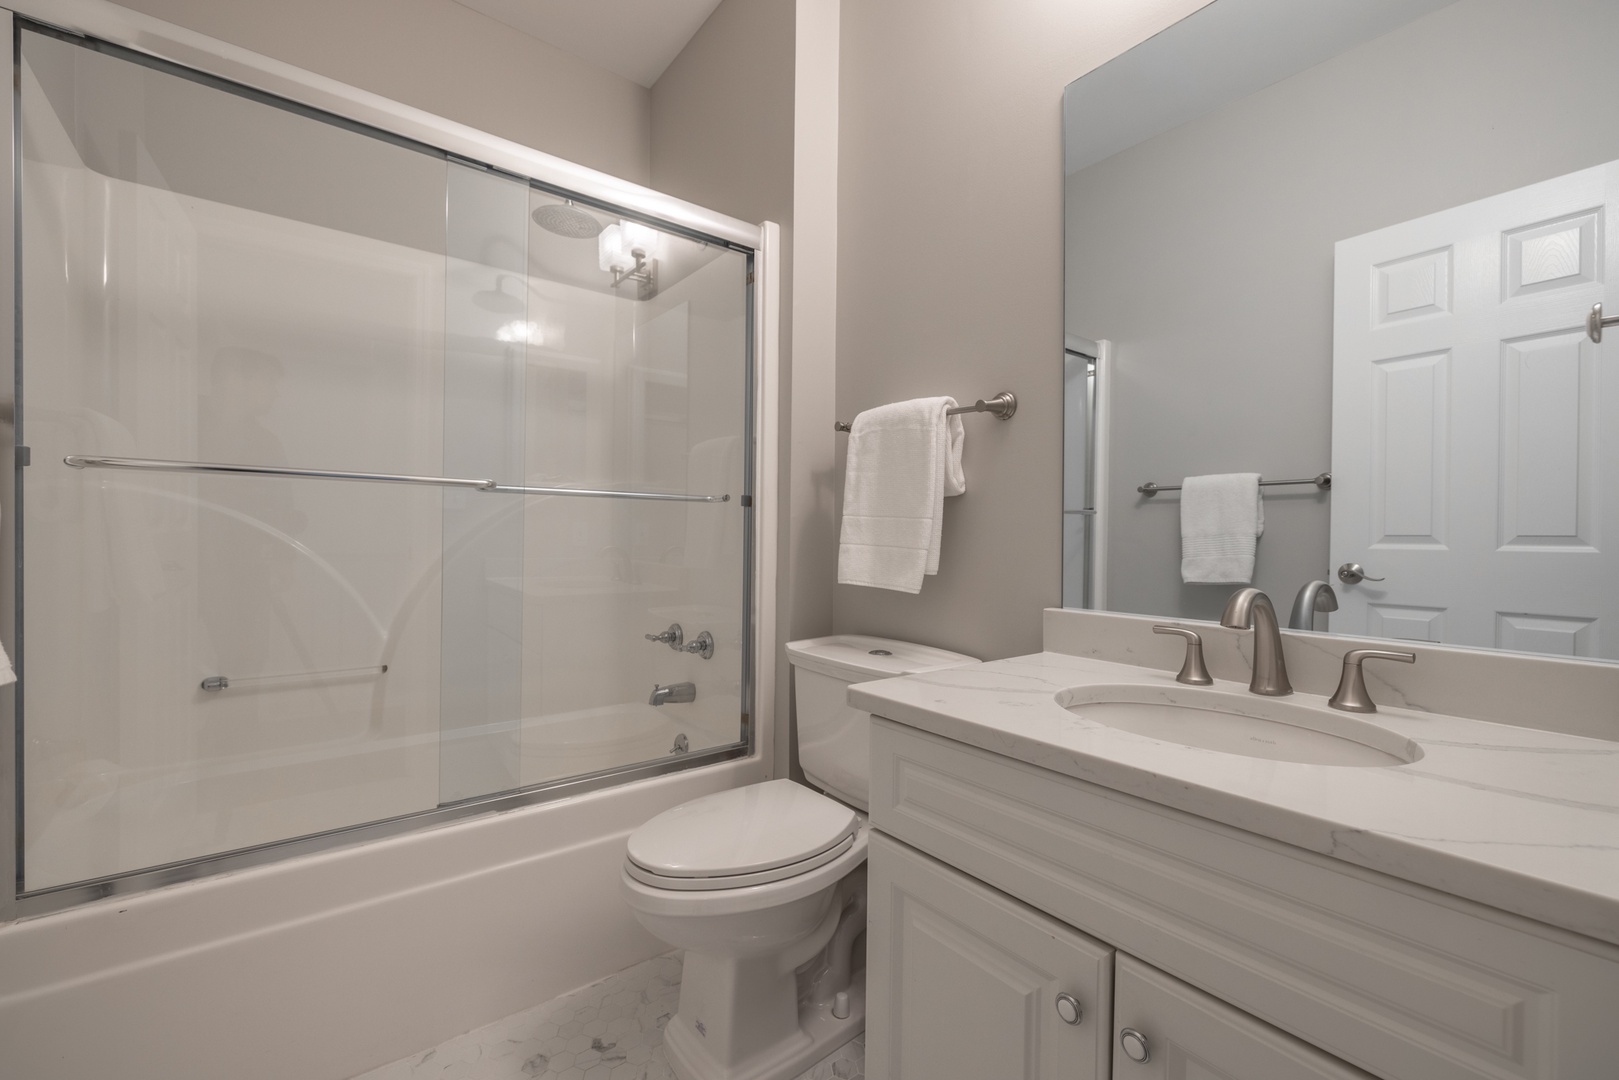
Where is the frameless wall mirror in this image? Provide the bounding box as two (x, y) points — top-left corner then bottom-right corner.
(1063, 0), (1619, 662)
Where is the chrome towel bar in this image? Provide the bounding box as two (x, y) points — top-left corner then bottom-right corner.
(63, 455), (729, 503)
(201, 665), (388, 692)
(1138, 473), (1331, 496)
(834, 391), (1016, 432)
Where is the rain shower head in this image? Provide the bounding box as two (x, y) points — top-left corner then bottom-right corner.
(532, 200), (604, 239)
(472, 274), (526, 314)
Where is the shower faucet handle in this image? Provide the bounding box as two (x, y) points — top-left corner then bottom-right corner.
(681, 631), (715, 660)
(645, 623), (683, 649)
(1152, 625), (1213, 685)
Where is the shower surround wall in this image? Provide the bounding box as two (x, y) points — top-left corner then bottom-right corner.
(0, 3), (779, 1078)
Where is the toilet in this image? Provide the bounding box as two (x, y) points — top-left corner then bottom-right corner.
(621, 635), (978, 1080)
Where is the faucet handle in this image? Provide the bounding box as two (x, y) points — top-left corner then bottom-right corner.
(1152, 626), (1214, 686)
(681, 630), (715, 660)
(1328, 648), (1415, 713)
(645, 623), (683, 648)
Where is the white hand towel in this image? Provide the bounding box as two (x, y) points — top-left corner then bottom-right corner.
(1180, 473), (1264, 584)
(837, 397), (966, 593)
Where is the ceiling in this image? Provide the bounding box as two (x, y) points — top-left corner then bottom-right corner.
(452, 0), (725, 88)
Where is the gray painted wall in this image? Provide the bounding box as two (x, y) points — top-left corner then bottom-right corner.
(111, 0), (653, 183)
(831, 0), (1209, 662)
(1068, 0), (1619, 622)
(648, 0), (813, 780)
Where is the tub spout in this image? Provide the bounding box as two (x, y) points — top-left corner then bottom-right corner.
(649, 681), (695, 706)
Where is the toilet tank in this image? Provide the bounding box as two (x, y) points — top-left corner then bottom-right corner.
(786, 635), (978, 811)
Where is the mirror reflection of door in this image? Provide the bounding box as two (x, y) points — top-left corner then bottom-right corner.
(1331, 159), (1619, 658)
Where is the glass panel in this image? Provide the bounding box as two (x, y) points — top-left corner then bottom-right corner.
(19, 31), (450, 889)
(1062, 350), (1094, 608)
(439, 163), (528, 803)
(518, 195), (749, 786)
(16, 30), (752, 897)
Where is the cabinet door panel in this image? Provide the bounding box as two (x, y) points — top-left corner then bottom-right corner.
(1113, 955), (1372, 1080)
(867, 831), (1113, 1080)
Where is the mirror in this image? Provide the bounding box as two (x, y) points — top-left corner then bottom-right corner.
(1063, 0), (1619, 661)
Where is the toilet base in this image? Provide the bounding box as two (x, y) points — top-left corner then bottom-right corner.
(663, 970), (865, 1080)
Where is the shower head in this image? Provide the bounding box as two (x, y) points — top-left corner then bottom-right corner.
(472, 274), (526, 315)
(532, 200), (604, 239)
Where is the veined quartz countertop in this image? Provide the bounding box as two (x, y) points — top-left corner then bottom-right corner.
(850, 651), (1619, 948)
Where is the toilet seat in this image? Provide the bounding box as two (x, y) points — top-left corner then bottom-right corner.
(626, 779), (860, 892)
(625, 832), (856, 890)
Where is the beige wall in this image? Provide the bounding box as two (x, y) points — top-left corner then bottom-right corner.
(110, 0), (653, 183)
(651, 0), (830, 780)
(784, 0), (841, 777)
(831, 0), (1209, 661)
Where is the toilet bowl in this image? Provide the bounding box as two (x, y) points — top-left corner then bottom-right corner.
(621, 636), (978, 1080)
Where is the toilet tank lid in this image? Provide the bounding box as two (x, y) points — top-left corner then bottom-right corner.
(786, 635), (978, 683)
(627, 779), (859, 878)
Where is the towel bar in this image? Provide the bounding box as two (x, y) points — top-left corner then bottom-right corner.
(834, 391), (1016, 432)
(1138, 473), (1330, 496)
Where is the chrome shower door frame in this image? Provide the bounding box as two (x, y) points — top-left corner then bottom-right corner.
(0, 0), (779, 918)
(0, 8), (17, 924)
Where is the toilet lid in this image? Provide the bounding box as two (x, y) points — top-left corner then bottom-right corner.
(627, 779), (859, 879)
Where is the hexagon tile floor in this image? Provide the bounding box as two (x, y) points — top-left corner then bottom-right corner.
(351, 952), (865, 1080)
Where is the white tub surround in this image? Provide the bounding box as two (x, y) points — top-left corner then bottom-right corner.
(851, 608), (1619, 946)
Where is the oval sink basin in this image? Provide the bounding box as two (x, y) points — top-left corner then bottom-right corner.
(1056, 684), (1423, 767)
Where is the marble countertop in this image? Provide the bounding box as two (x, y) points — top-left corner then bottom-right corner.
(850, 651), (1619, 947)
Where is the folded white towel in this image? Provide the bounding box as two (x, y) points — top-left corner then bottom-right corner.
(837, 397), (966, 593)
(1180, 473), (1263, 584)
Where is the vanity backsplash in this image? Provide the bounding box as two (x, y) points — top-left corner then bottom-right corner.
(1045, 607), (1619, 743)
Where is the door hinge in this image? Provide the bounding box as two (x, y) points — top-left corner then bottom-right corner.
(15, 445), (29, 467)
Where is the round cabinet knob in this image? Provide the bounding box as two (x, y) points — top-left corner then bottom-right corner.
(1054, 992), (1083, 1025)
(1336, 562), (1385, 585)
(1119, 1028), (1151, 1064)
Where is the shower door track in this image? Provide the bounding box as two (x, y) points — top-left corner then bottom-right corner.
(63, 455), (731, 503)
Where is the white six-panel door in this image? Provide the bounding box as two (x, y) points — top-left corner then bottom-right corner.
(1331, 161), (1619, 658)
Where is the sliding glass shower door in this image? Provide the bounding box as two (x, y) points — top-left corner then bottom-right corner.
(16, 26), (751, 897)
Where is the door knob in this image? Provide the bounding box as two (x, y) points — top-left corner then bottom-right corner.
(1054, 992), (1083, 1025)
(1336, 562), (1385, 585)
(1119, 1028), (1151, 1063)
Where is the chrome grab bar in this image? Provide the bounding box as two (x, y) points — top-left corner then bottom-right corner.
(201, 664), (388, 692)
(487, 484), (728, 504)
(65, 455), (496, 490)
(63, 456), (729, 504)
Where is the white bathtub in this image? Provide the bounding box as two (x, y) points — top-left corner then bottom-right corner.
(521, 702), (736, 784)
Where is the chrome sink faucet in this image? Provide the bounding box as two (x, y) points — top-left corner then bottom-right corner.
(1288, 579), (1338, 631)
(649, 681), (696, 706)
(1220, 588), (1293, 696)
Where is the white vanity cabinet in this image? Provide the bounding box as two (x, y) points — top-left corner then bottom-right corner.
(1111, 955), (1372, 1080)
(865, 717), (1619, 1080)
(866, 830), (1113, 1080)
